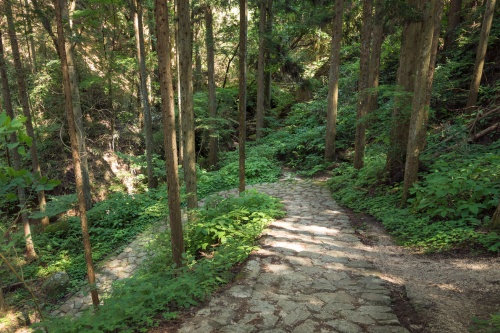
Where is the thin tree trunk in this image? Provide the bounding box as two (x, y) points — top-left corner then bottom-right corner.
(443, 0), (462, 54)
(324, 0), (344, 162)
(0, 287), (5, 313)
(353, 0), (373, 169)
(61, 0), (92, 209)
(54, 0), (99, 308)
(386, 0), (423, 183)
(239, 0), (247, 194)
(466, 0), (497, 108)
(193, 23), (202, 92)
(205, 5), (218, 168)
(0, 29), (37, 260)
(5, 0), (49, 228)
(367, 1), (385, 114)
(155, 0), (184, 268)
(23, 0), (37, 73)
(264, 0), (273, 111)
(255, 0), (267, 140)
(133, 0), (157, 189)
(174, 0), (184, 166)
(177, 0), (198, 210)
(402, 0), (443, 203)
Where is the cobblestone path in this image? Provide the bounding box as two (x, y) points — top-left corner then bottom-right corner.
(54, 179), (410, 333)
(178, 180), (410, 333)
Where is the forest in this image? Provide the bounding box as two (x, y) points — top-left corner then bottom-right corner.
(0, 0), (499, 332)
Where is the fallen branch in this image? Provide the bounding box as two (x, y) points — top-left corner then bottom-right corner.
(468, 122), (500, 142)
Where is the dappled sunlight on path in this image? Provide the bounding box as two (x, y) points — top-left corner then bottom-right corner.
(177, 179), (410, 333)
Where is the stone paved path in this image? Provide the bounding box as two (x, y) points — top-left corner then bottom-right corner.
(54, 178), (410, 333)
(178, 180), (410, 333)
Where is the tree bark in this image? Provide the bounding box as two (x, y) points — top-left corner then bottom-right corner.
(255, 0), (267, 140)
(443, 0), (462, 54)
(353, 0), (373, 169)
(61, 0), (92, 209)
(324, 0), (344, 162)
(23, 0), (37, 73)
(264, 0), (273, 111)
(0, 29), (37, 260)
(156, 0), (184, 268)
(386, 0), (423, 183)
(402, 0), (444, 203)
(54, 0), (99, 308)
(174, 0), (184, 166)
(177, 0), (197, 209)
(5, 0), (49, 228)
(367, 0), (385, 114)
(239, 0), (247, 194)
(133, 0), (157, 189)
(193, 23), (202, 92)
(466, 0), (497, 108)
(205, 5), (218, 168)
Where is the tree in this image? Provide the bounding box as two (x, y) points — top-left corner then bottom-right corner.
(255, 0), (267, 140)
(264, 0), (273, 111)
(177, 0), (198, 210)
(402, 0), (444, 202)
(4, 0), (49, 227)
(155, 0), (184, 268)
(239, 0), (247, 194)
(133, 0), (157, 189)
(0, 28), (37, 260)
(386, 0), (423, 183)
(466, 0), (497, 108)
(443, 0), (462, 54)
(324, 0), (344, 162)
(54, 0), (99, 308)
(366, 0), (385, 115)
(353, 0), (373, 169)
(64, 1), (92, 210)
(205, 5), (218, 168)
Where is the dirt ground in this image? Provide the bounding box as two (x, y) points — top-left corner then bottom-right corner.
(346, 209), (500, 333)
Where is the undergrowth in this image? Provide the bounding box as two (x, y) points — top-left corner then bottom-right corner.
(34, 191), (284, 333)
(328, 145), (500, 253)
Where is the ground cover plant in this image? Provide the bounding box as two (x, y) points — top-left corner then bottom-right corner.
(34, 190), (284, 333)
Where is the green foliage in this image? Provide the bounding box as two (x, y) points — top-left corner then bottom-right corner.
(35, 191), (284, 333)
(185, 190), (285, 253)
(470, 313), (500, 333)
(328, 145), (500, 253)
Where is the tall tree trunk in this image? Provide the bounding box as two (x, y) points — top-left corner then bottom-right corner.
(5, 0), (49, 228)
(133, 0), (157, 189)
(239, 0), (247, 194)
(193, 23), (202, 92)
(0, 29), (37, 260)
(386, 0), (423, 183)
(174, 0), (184, 166)
(155, 0), (184, 268)
(255, 0), (267, 140)
(367, 1), (385, 114)
(205, 5), (218, 168)
(324, 0), (344, 162)
(177, 0), (197, 209)
(23, 0), (37, 73)
(402, 0), (444, 203)
(61, 0), (92, 210)
(54, 0), (99, 308)
(443, 0), (462, 54)
(353, 0), (373, 169)
(466, 0), (497, 108)
(264, 0), (273, 111)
